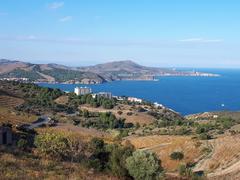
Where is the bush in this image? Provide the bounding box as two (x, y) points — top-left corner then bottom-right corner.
(17, 139), (28, 150)
(199, 133), (212, 140)
(135, 122), (140, 129)
(117, 111), (123, 115)
(34, 132), (69, 160)
(178, 164), (187, 176)
(127, 112), (133, 116)
(170, 151), (184, 160)
(126, 150), (163, 180)
(178, 164), (192, 177)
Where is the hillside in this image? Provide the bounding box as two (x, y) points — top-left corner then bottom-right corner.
(0, 59), (105, 84)
(0, 81), (240, 179)
(0, 59), (219, 83)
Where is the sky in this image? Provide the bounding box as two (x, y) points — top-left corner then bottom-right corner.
(0, 0), (240, 68)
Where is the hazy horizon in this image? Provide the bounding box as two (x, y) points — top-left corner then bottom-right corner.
(1, 0), (240, 68)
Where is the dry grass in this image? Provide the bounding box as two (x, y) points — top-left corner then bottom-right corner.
(38, 125), (114, 143)
(80, 104), (154, 126)
(0, 107), (37, 125)
(124, 135), (204, 172)
(0, 95), (24, 108)
(195, 134), (240, 175)
(0, 149), (117, 180)
(54, 95), (69, 105)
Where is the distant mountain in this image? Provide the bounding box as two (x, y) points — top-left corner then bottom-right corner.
(0, 59), (219, 84)
(79, 60), (181, 75)
(0, 59), (105, 84)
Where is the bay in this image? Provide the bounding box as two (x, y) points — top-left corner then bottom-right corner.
(38, 68), (240, 115)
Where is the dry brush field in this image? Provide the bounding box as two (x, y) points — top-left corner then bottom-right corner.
(124, 135), (204, 171)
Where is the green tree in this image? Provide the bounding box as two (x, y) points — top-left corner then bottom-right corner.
(170, 151), (184, 160)
(83, 109), (89, 118)
(89, 137), (105, 154)
(87, 138), (108, 171)
(126, 150), (163, 180)
(107, 144), (133, 177)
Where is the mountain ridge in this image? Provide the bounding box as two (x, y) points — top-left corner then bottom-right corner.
(0, 59), (219, 84)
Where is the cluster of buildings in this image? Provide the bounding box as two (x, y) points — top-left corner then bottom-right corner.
(73, 86), (143, 103)
(74, 86), (113, 99)
(0, 77), (29, 82)
(127, 97), (143, 103)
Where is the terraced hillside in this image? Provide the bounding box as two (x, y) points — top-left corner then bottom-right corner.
(194, 134), (240, 179)
(124, 135), (204, 171)
(0, 95), (24, 108)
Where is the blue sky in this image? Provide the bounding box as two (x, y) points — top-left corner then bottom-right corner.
(0, 0), (240, 67)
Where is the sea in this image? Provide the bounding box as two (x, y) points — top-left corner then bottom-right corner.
(38, 68), (240, 115)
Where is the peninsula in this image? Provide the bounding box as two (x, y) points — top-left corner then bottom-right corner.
(0, 59), (219, 84)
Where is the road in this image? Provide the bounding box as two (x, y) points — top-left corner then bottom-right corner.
(28, 116), (51, 129)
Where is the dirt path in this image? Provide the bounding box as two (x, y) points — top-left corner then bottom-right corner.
(141, 142), (172, 151)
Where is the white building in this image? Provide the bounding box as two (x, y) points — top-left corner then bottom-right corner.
(128, 97), (142, 103)
(154, 102), (165, 109)
(92, 92), (112, 99)
(74, 86), (92, 95)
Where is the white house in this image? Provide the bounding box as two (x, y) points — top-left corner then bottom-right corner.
(92, 92), (112, 99)
(74, 87), (92, 95)
(128, 97), (142, 103)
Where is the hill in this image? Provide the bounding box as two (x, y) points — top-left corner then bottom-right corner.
(0, 59), (219, 83)
(0, 81), (240, 179)
(0, 59), (105, 84)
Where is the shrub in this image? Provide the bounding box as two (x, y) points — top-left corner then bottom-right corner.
(127, 112), (133, 116)
(178, 164), (192, 177)
(178, 164), (187, 176)
(117, 111), (123, 115)
(199, 133), (212, 140)
(170, 151), (184, 160)
(17, 139), (28, 150)
(126, 150), (163, 180)
(34, 132), (69, 160)
(135, 122), (140, 129)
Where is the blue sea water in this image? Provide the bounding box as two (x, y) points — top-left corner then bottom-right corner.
(38, 69), (240, 115)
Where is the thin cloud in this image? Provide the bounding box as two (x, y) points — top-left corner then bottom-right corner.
(179, 38), (223, 43)
(59, 16), (72, 22)
(48, 2), (64, 10)
(2, 35), (222, 48)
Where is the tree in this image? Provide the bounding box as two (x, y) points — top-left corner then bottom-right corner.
(107, 144), (133, 177)
(170, 151), (184, 160)
(87, 138), (108, 171)
(67, 135), (86, 163)
(82, 109), (89, 118)
(126, 150), (163, 180)
(34, 132), (69, 160)
(89, 137), (105, 154)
